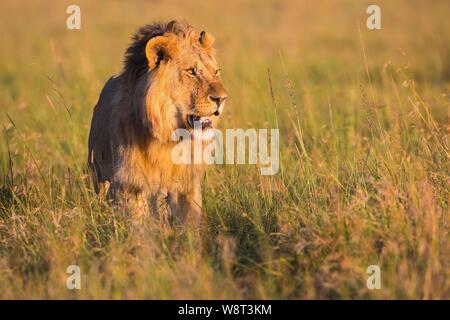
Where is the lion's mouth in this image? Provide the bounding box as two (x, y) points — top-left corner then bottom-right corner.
(187, 115), (213, 130)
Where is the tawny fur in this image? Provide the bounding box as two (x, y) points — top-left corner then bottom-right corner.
(88, 20), (227, 224)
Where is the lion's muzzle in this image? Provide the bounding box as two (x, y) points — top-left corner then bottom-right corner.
(207, 82), (227, 115)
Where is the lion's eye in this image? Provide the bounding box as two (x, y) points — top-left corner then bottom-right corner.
(185, 68), (197, 77)
(214, 69), (221, 76)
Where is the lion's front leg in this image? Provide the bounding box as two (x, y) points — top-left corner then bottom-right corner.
(168, 186), (202, 226)
(112, 186), (150, 222)
(151, 187), (173, 225)
(186, 186), (202, 225)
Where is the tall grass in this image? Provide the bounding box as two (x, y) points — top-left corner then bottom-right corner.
(0, 0), (448, 299)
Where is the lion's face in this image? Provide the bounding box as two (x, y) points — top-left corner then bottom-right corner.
(163, 35), (227, 131)
(145, 23), (227, 139)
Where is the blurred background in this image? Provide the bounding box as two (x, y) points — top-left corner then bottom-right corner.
(1, 0), (448, 140)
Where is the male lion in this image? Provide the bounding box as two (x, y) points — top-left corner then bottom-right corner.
(88, 20), (227, 225)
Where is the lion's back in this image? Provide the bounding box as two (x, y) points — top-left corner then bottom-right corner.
(88, 76), (121, 189)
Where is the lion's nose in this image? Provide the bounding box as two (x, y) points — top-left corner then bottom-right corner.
(209, 94), (227, 108)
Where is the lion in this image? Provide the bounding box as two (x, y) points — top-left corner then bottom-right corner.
(88, 20), (227, 225)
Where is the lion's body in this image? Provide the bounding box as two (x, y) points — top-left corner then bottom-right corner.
(88, 21), (226, 224)
(89, 75), (199, 193)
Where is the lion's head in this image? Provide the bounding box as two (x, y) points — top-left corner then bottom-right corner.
(123, 20), (227, 142)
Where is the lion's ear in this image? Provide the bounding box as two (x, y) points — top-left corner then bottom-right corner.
(199, 31), (215, 49)
(145, 34), (179, 70)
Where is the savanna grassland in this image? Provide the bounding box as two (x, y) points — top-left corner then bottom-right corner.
(0, 0), (448, 299)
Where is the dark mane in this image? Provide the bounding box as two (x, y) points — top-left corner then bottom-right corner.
(123, 20), (194, 80)
(123, 22), (166, 80)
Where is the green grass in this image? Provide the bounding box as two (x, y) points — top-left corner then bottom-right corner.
(0, 0), (448, 299)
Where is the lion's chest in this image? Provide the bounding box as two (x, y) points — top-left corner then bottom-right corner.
(116, 142), (205, 194)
